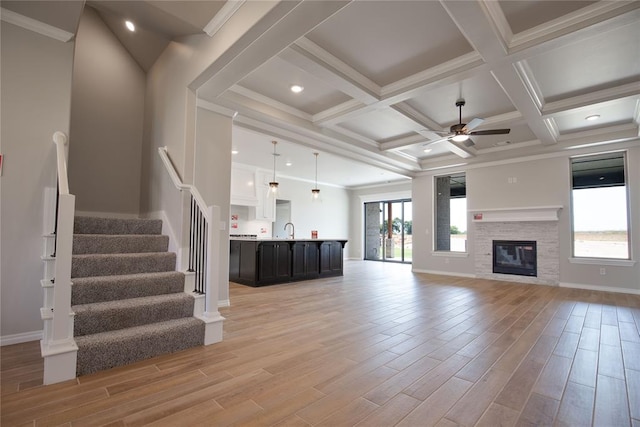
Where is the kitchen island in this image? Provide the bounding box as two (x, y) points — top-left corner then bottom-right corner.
(229, 238), (347, 287)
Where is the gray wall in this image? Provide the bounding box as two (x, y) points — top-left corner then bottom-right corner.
(1, 22), (75, 340)
(69, 7), (145, 215)
(411, 145), (640, 292)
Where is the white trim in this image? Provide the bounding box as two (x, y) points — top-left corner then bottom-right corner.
(203, 0), (245, 37)
(469, 206), (563, 222)
(230, 85), (313, 122)
(358, 190), (411, 204)
(196, 98), (237, 118)
(1, 8), (74, 42)
(1, 330), (43, 346)
(218, 299), (231, 308)
(431, 251), (469, 258)
(411, 268), (476, 278)
(568, 257), (636, 267)
(560, 282), (640, 296)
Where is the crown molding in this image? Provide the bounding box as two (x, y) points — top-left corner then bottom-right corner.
(541, 82), (640, 117)
(293, 37), (380, 99)
(1, 8), (74, 42)
(312, 99), (365, 125)
(229, 85), (313, 122)
(514, 60), (544, 110)
(203, 0), (245, 37)
(196, 98), (237, 118)
(479, 0), (513, 49)
(509, 1), (640, 53)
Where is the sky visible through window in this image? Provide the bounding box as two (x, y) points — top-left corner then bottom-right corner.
(451, 198), (467, 233)
(573, 186), (628, 231)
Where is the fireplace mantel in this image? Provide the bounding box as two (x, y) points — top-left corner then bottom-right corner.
(469, 206), (562, 222)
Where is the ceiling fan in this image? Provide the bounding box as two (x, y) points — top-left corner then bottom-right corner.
(428, 99), (510, 147)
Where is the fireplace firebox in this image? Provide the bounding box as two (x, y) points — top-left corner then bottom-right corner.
(493, 240), (537, 277)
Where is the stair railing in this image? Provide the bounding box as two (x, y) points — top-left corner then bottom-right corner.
(41, 131), (78, 385)
(158, 147), (221, 317)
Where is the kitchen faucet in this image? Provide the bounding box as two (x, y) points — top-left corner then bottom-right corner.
(284, 222), (295, 239)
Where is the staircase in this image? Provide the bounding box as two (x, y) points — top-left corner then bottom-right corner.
(71, 216), (205, 376)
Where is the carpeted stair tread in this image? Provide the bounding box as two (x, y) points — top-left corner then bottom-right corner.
(73, 234), (169, 254)
(73, 293), (195, 336)
(72, 272), (185, 305)
(72, 252), (176, 278)
(74, 216), (162, 235)
(75, 317), (205, 376)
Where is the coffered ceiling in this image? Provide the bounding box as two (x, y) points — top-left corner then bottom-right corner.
(197, 0), (639, 186)
(5, 0), (638, 188)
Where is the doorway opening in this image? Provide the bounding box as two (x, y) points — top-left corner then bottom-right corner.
(364, 199), (412, 263)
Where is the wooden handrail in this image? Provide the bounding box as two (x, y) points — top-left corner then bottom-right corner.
(53, 131), (69, 195)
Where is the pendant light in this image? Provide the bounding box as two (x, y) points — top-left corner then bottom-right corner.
(268, 140), (279, 197)
(311, 152), (321, 202)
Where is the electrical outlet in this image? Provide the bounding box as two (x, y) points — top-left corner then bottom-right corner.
(600, 267), (606, 275)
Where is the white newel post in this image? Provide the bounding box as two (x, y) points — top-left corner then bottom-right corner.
(198, 205), (225, 345)
(41, 132), (78, 385)
(41, 194), (78, 384)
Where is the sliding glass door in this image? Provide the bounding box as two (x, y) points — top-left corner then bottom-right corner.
(364, 199), (412, 263)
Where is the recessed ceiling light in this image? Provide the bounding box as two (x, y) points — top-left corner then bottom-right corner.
(125, 20), (135, 32)
(423, 148), (432, 153)
(290, 85), (304, 93)
(285, 161), (292, 166)
(231, 150), (238, 155)
(585, 114), (600, 121)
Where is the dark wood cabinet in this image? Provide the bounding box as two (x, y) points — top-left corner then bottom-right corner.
(320, 241), (345, 277)
(291, 242), (319, 280)
(258, 241), (291, 283)
(229, 239), (346, 287)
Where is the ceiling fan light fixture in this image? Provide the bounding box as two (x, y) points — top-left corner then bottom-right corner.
(451, 133), (469, 142)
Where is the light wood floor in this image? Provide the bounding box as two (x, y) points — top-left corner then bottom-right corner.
(2, 261), (640, 426)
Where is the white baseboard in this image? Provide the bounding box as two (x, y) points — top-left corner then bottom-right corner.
(218, 299), (231, 307)
(75, 210), (140, 219)
(1, 330), (43, 346)
(412, 268), (476, 278)
(559, 282), (640, 295)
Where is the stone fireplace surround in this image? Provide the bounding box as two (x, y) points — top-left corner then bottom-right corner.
(471, 206), (562, 286)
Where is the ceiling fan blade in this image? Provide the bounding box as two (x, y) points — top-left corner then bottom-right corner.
(423, 136), (451, 147)
(469, 128), (510, 136)
(463, 118), (484, 132)
(463, 138), (475, 147)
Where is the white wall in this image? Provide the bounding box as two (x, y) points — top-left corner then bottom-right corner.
(411, 144), (640, 293)
(1, 22), (75, 341)
(193, 107), (232, 303)
(69, 7), (145, 215)
(348, 182), (412, 259)
(274, 176), (350, 242)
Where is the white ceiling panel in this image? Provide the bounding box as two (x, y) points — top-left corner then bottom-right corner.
(526, 22), (640, 101)
(499, 1), (597, 34)
(238, 56), (352, 116)
(552, 97), (640, 134)
(305, 1), (472, 86)
(404, 72), (516, 128)
(336, 109), (421, 142)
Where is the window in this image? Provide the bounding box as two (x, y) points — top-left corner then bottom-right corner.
(434, 173), (466, 252)
(571, 152), (630, 259)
